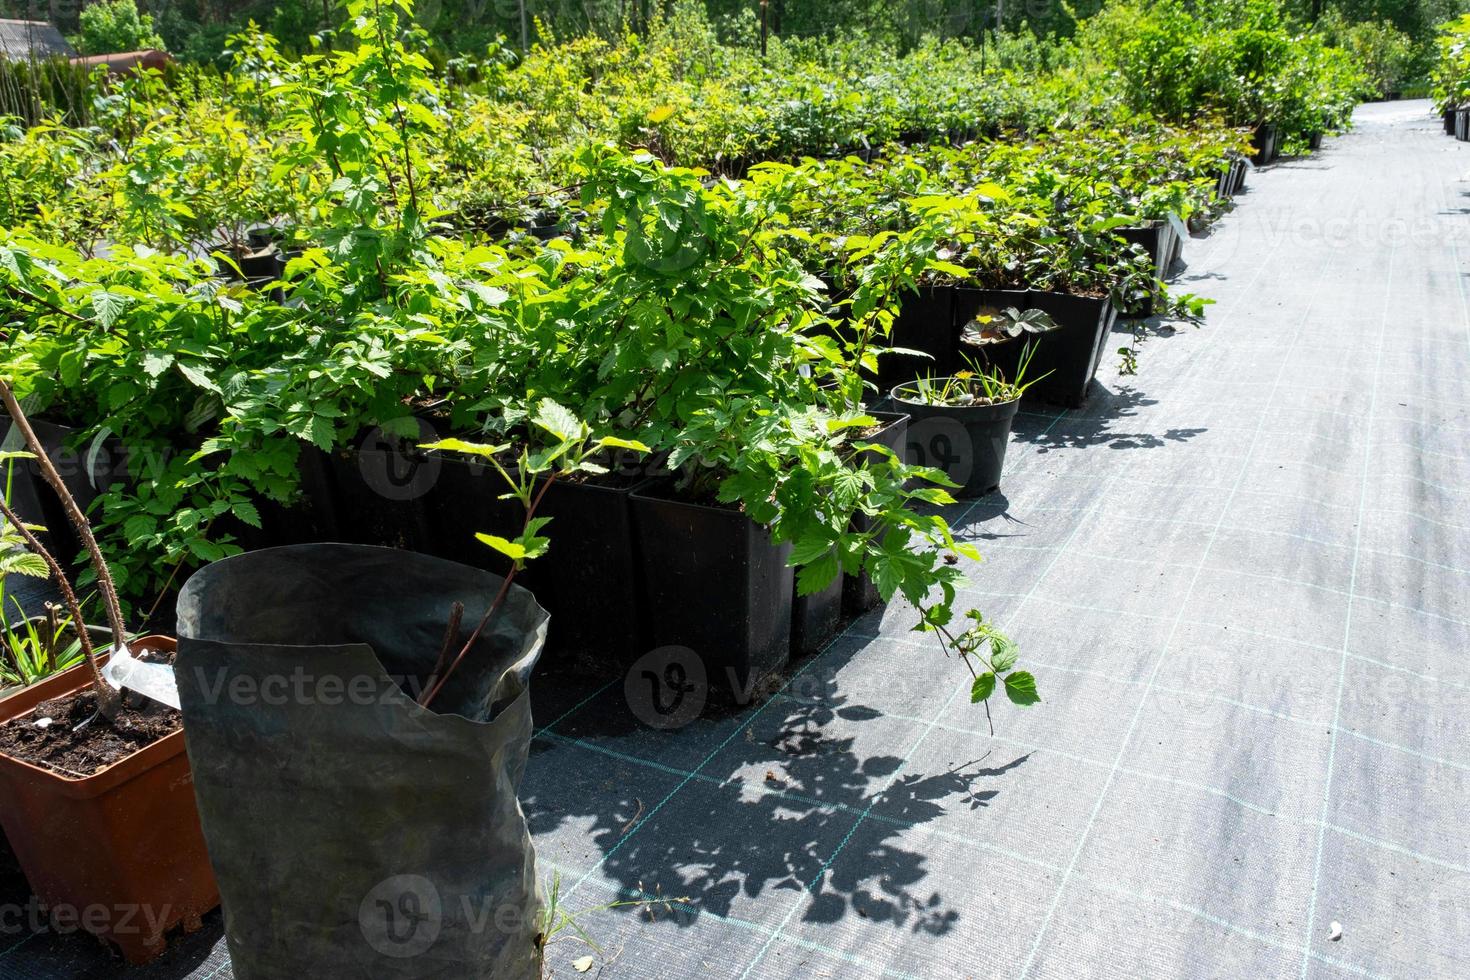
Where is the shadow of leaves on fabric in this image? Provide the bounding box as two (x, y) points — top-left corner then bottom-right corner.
(522, 638), (1029, 938)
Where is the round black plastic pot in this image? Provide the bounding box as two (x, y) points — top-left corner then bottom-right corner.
(954, 289), (1115, 408)
(629, 484), (793, 709)
(1308, 132), (1324, 151)
(175, 544), (547, 980)
(890, 384), (1020, 499)
(842, 411), (908, 616)
(1457, 109), (1470, 141)
(1444, 109), (1456, 135)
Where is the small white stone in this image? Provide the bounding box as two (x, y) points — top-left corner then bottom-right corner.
(1329, 921), (1343, 941)
(33, 717), (53, 729)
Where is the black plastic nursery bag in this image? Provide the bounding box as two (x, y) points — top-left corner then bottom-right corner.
(175, 544), (547, 980)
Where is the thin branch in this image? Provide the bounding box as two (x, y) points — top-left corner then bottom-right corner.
(0, 493), (118, 717)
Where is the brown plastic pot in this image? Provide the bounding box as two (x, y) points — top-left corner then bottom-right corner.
(0, 636), (219, 964)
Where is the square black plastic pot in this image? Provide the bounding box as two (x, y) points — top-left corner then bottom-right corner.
(629, 483), (793, 707)
(421, 453), (652, 673)
(322, 419), (443, 554)
(954, 289), (1115, 408)
(842, 411), (909, 617)
(1117, 222), (1180, 315)
(1457, 109), (1470, 141)
(1251, 123), (1278, 165)
(530, 474), (651, 672)
(791, 556), (843, 658)
(875, 284), (959, 392)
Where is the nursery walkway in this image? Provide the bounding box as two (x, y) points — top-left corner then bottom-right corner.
(5, 100), (1469, 979)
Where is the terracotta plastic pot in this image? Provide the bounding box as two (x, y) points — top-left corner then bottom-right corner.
(0, 636), (219, 964)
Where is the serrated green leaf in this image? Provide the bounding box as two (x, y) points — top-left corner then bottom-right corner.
(971, 671), (996, 703)
(532, 399), (583, 442)
(420, 438), (509, 459)
(991, 637), (1018, 673)
(90, 290), (128, 329)
(475, 532), (526, 560)
(175, 361), (221, 394)
(1003, 671), (1040, 706)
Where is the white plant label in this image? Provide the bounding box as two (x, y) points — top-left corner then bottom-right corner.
(1167, 211), (1190, 243)
(101, 644), (182, 710)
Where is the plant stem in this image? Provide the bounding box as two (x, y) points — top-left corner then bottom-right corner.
(0, 381), (129, 652)
(0, 494), (118, 717)
(418, 472), (558, 709)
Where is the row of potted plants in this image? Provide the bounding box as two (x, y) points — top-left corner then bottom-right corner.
(0, 4), (1330, 975)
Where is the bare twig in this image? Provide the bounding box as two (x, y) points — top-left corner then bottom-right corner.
(0, 380), (128, 649)
(0, 493), (118, 717)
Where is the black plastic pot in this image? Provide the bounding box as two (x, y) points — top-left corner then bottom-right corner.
(629, 484), (793, 706)
(791, 556), (843, 658)
(0, 417), (122, 564)
(217, 246), (281, 282)
(1251, 123), (1279, 165)
(1308, 132), (1323, 151)
(875, 284), (959, 392)
(1457, 108), (1470, 142)
(890, 383), (1020, 499)
(176, 544), (546, 980)
(842, 411), (909, 617)
(323, 418), (443, 554)
(529, 473), (651, 672)
(1444, 108), (1457, 135)
(1118, 221), (1180, 315)
(954, 289), (1116, 408)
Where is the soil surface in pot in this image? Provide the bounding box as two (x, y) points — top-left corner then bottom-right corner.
(0, 647), (181, 776)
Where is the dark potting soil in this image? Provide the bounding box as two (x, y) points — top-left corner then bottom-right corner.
(0, 688), (180, 777)
(0, 646), (182, 777)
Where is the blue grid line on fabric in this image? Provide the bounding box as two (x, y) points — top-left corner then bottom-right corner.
(1016, 177), (1368, 980)
(736, 418), (1145, 979)
(847, 628), (1328, 730)
(540, 860), (934, 980)
(542, 681), (1470, 911)
(1300, 195), (1399, 980)
(966, 518), (1470, 635)
(836, 699), (1470, 877)
(1377, 506), (1470, 535)
(1076, 875), (1389, 980)
(949, 588), (1470, 704)
(559, 622), (868, 905)
(0, 934), (38, 962)
(1345, 652), (1470, 690)
(1339, 727), (1470, 775)
(539, 729), (1060, 871)
(536, 679), (619, 737)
